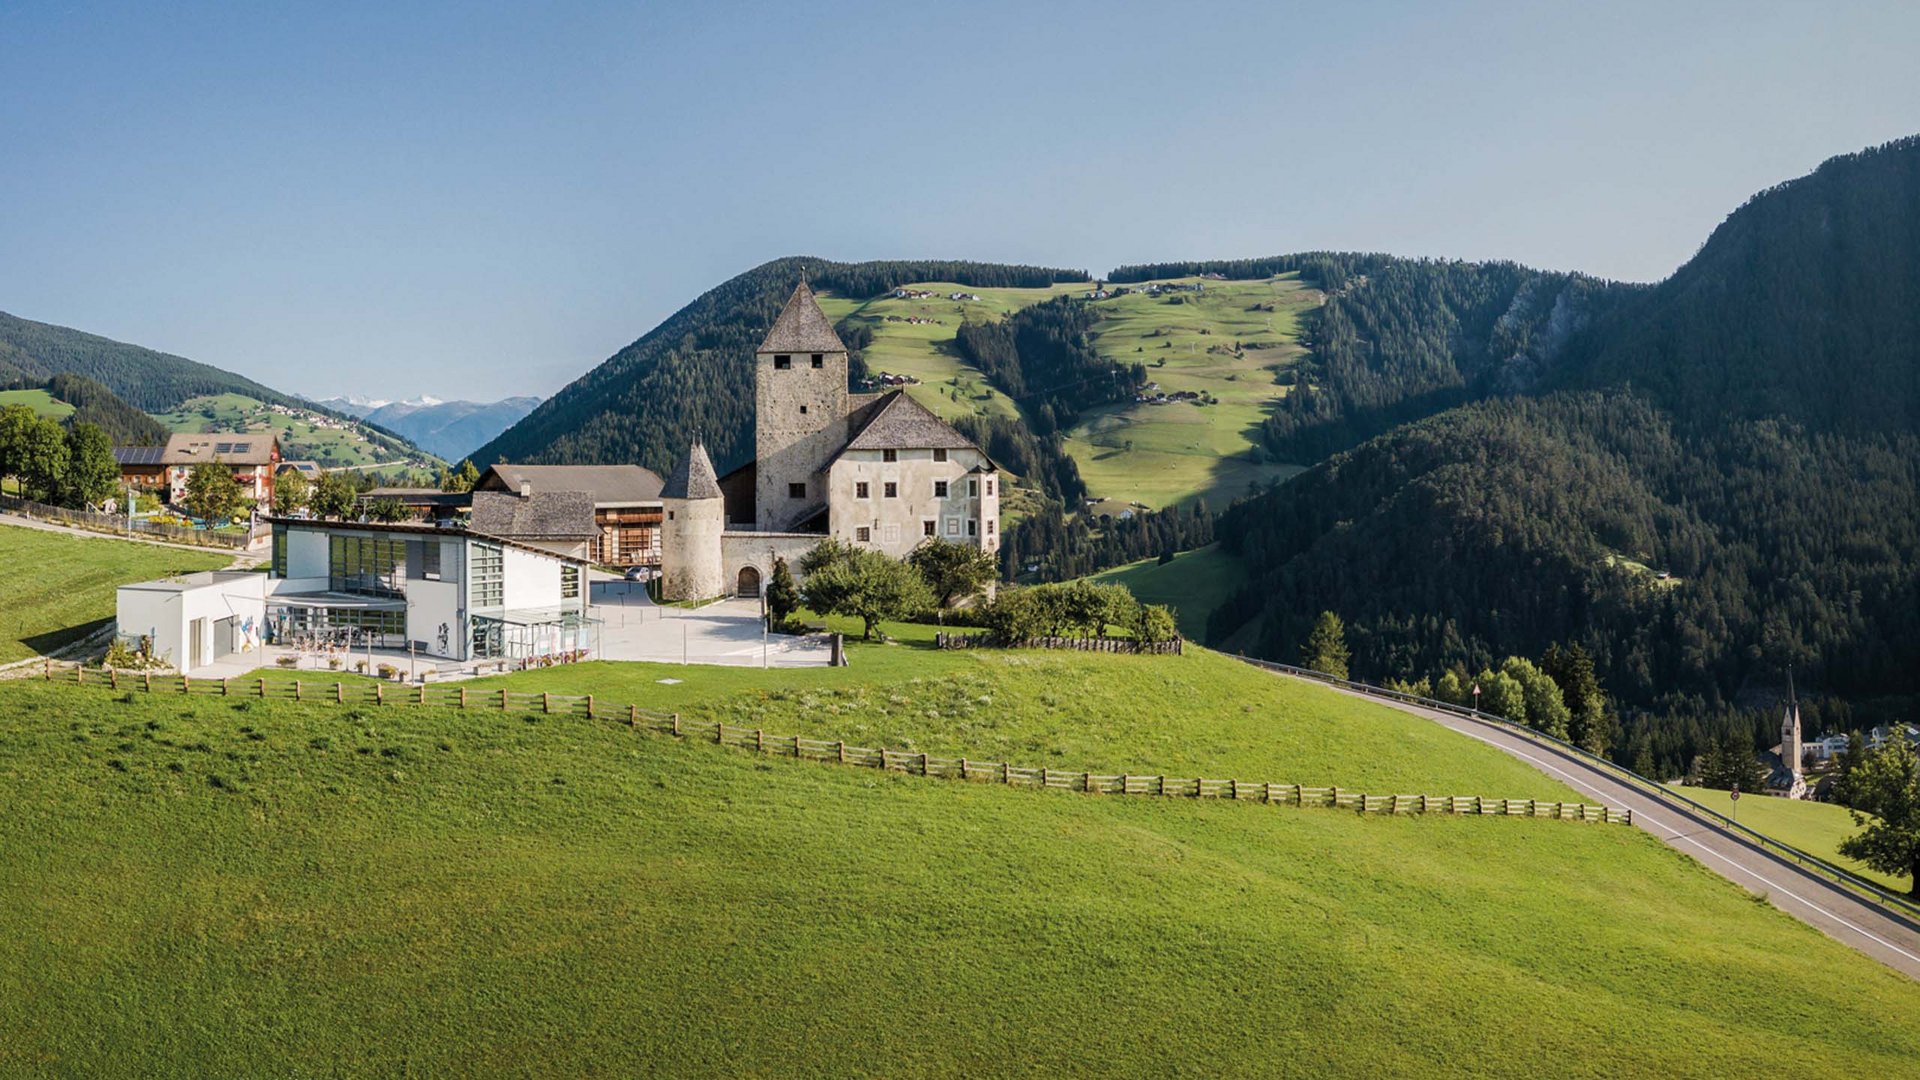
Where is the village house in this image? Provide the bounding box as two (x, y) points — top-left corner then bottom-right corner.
(658, 281), (1001, 601)
(113, 433), (281, 514)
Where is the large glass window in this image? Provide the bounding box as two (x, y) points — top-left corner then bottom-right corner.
(271, 526), (287, 578)
(329, 534), (406, 597)
(562, 564), (580, 600)
(469, 542), (503, 609)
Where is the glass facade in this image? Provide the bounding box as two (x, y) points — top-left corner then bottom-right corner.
(270, 605), (406, 649)
(271, 526), (287, 577)
(329, 535), (406, 597)
(469, 541), (503, 609)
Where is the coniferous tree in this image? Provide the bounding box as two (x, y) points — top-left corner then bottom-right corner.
(1301, 611), (1350, 680)
(766, 557), (800, 626)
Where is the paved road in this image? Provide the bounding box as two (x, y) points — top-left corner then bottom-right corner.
(1293, 675), (1920, 980)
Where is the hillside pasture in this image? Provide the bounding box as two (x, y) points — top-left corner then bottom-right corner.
(4, 676), (1920, 1076)
(153, 392), (429, 468)
(1668, 784), (1905, 892)
(1063, 274), (1316, 508)
(0, 522), (230, 663)
(1087, 544), (1245, 642)
(0, 387), (75, 419)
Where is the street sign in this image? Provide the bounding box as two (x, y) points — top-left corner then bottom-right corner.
(1730, 786), (1740, 801)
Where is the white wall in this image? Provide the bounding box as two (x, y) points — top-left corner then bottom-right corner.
(500, 544), (566, 612)
(827, 447), (998, 559)
(407, 578), (465, 659)
(116, 574), (267, 674)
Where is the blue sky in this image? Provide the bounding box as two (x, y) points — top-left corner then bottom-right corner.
(3, 1), (1917, 401)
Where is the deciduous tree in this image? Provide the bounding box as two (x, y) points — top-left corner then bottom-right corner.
(800, 547), (932, 640)
(183, 461), (243, 524)
(1838, 738), (1920, 896)
(908, 539), (996, 610)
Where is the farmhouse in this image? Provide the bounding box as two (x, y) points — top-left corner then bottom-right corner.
(658, 281), (1001, 601)
(113, 433), (282, 514)
(475, 464), (666, 567)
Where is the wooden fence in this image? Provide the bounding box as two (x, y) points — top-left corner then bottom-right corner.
(45, 661), (1629, 825)
(1, 494), (267, 550)
(934, 632), (1183, 655)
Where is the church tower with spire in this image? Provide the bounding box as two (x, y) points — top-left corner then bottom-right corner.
(1781, 669), (1806, 799)
(753, 280), (850, 531)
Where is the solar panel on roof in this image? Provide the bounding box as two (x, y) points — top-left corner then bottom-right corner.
(214, 441), (238, 454)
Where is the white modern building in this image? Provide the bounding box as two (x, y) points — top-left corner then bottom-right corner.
(115, 518), (598, 672)
(265, 518), (595, 663)
(115, 571), (271, 673)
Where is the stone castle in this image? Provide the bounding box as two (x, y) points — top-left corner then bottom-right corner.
(658, 281), (1001, 601)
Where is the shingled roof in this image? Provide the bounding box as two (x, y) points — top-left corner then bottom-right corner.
(758, 280), (846, 355)
(661, 441), (721, 500)
(843, 390), (978, 452)
(469, 490), (597, 540)
(479, 463), (663, 505)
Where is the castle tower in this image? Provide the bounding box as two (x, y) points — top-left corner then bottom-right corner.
(754, 280), (849, 531)
(1782, 670), (1806, 798)
(659, 440), (724, 601)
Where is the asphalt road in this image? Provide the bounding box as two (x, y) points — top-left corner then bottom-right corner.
(1297, 676), (1920, 981)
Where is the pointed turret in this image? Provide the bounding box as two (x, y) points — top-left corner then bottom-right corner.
(758, 280), (846, 355)
(661, 439), (720, 500)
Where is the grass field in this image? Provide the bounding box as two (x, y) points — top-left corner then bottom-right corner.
(1087, 544), (1245, 643)
(0, 523), (230, 663)
(819, 276), (1316, 510)
(1064, 275), (1315, 509)
(0, 387), (75, 420)
(153, 392), (432, 469)
(1667, 784), (1905, 891)
(5, 671), (1920, 1076)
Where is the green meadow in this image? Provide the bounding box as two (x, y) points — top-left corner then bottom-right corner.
(1087, 543), (1247, 642)
(0, 523), (229, 664)
(1668, 783), (1906, 891)
(819, 275), (1315, 509)
(5, 666), (1920, 1077)
(153, 392), (426, 468)
(0, 387), (75, 419)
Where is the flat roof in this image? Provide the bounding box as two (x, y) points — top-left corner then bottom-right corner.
(119, 570), (264, 593)
(266, 516), (593, 566)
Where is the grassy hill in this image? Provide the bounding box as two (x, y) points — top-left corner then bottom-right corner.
(1668, 784), (1907, 892)
(0, 523), (231, 663)
(821, 274), (1314, 510)
(0, 387), (73, 419)
(5, 657), (1920, 1075)
(153, 392), (439, 469)
(1086, 544), (1245, 643)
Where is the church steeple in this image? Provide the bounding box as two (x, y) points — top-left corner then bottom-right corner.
(1781, 668), (1806, 798)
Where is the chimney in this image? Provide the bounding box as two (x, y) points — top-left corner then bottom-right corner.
(519, 480), (532, 498)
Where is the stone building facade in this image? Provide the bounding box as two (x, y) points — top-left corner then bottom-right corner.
(658, 281), (1001, 601)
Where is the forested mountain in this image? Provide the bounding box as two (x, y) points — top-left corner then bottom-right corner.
(472, 258), (1087, 474)
(1212, 135), (1920, 772)
(0, 311), (296, 412)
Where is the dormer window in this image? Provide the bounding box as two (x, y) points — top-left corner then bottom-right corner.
(811, 354), (824, 368)
(774, 355), (792, 370)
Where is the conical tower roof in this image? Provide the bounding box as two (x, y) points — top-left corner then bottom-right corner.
(758, 280), (846, 354)
(661, 440), (721, 500)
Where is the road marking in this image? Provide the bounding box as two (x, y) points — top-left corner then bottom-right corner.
(1423, 707), (1920, 970)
